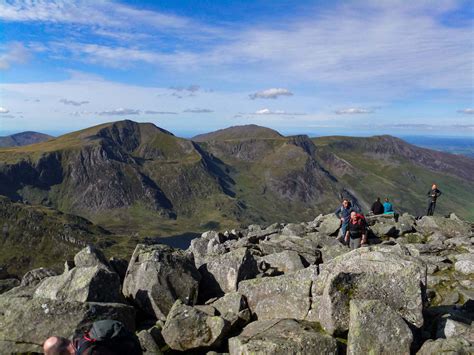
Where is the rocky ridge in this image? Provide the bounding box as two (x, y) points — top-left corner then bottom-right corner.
(0, 213), (473, 354)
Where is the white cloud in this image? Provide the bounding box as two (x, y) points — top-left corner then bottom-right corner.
(183, 108), (213, 113)
(254, 108), (305, 115)
(0, 107), (10, 114)
(59, 98), (89, 106)
(0, 42), (29, 70)
(144, 110), (177, 115)
(97, 108), (140, 116)
(335, 108), (374, 115)
(249, 88), (293, 100)
(458, 108), (474, 114)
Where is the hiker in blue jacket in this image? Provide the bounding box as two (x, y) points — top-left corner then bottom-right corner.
(383, 198), (394, 214)
(335, 199), (359, 243)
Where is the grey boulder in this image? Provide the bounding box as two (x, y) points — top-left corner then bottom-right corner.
(228, 319), (338, 355)
(21, 267), (58, 287)
(122, 244), (201, 319)
(347, 300), (413, 355)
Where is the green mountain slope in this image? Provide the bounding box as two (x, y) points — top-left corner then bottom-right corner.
(313, 135), (474, 220)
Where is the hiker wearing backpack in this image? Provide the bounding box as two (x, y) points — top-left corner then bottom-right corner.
(334, 198), (359, 243)
(43, 320), (142, 355)
(426, 183), (442, 216)
(344, 211), (368, 250)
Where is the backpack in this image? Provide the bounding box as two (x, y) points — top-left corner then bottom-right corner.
(74, 320), (142, 355)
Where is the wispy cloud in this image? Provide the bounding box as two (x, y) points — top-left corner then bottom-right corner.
(0, 42), (29, 70)
(183, 108), (213, 113)
(97, 108), (140, 116)
(59, 98), (89, 106)
(335, 108), (374, 115)
(144, 110), (177, 115)
(458, 108), (474, 114)
(254, 108), (305, 116)
(249, 88), (293, 100)
(0, 107), (10, 114)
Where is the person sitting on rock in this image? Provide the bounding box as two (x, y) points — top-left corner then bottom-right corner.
(426, 183), (442, 216)
(344, 211), (367, 249)
(334, 198), (358, 243)
(370, 197), (384, 215)
(383, 198), (394, 214)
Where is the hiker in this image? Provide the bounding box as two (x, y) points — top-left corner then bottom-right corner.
(43, 320), (142, 355)
(427, 183), (442, 216)
(370, 197), (384, 215)
(334, 198), (359, 243)
(344, 211), (367, 249)
(383, 198), (394, 214)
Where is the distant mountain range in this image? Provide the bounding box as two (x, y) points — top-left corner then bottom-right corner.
(0, 131), (53, 147)
(0, 120), (472, 238)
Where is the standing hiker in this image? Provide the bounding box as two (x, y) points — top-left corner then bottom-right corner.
(427, 184), (442, 216)
(344, 211), (368, 249)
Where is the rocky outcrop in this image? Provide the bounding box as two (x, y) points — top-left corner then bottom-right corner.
(122, 244), (201, 319)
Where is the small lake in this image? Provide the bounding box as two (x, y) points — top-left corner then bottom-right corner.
(150, 232), (201, 250)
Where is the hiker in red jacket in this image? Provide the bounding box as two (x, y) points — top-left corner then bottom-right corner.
(344, 211), (367, 250)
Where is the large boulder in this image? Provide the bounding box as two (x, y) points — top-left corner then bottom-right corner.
(281, 223), (305, 237)
(0, 288), (135, 353)
(238, 266), (317, 320)
(74, 245), (112, 270)
(397, 213), (416, 234)
(161, 300), (229, 351)
(122, 244), (201, 320)
(210, 292), (251, 329)
(317, 214), (341, 236)
(370, 221), (398, 237)
(228, 319), (338, 355)
(199, 247), (259, 300)
(347, 300), (413, 355)
(455, 259), (474, 275)
(314, 246), (427, 334)
(34, 265), (123, 303)
(415, 216), (471, 238)
(258, 235), (322, 265)
(261, 250), (305, 274)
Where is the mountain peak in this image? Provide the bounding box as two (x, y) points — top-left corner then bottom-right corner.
(192, 124), (283, 142)
(0, 131), (53, 147)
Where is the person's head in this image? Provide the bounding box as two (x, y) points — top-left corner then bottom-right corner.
(376, 197), (381, 202)
(342, 199), (350, 207)
(384, 197), (389, 202)
(432, 183), (437, 189)
(43, 337), (75, 355)
(350, 211), (358, 221)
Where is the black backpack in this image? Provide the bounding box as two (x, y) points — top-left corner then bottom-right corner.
(74, 320), (142, 355)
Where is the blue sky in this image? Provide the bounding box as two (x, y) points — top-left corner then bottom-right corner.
(0, 0), (473, 137)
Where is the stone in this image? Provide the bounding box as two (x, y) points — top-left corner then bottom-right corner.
(445, 237), (471, 247)
(281, 223), (305, 237)
(161, 300), (229, 351)
(189, 232), (215, 268)
(238, 266), (317, 321)
(261, 250), (305, 274)
(210, 292), (251, 329)
(417, 337), (473, 355)
(108, 257), (128, 282)
(258, 235), (322, 265)
(34, 265), (123, 303)
(228, 319), (338, 355)
(74, 245), (112, 270)
(371, 221), (398, 237)
(455, 260), (474, 275)
(416, 216), (471, 238)
(443, 319), (474, 342)
(402, 233), (426, 244)
(20, 267), (57, 287)
(137, 329), (163, 355)
(122, 244), (201, 320)
(315, 246), (426, 334)
(199, 247), (258, 300)
(0, 291), (135, 354)
(397, 214), (416, 234)
(0, 278), (19, 294)
(317, 214), (341, 236)
(347, 300), (413, 355)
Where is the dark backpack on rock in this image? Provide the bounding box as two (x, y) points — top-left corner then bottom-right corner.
(74, 320), (142, 355)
